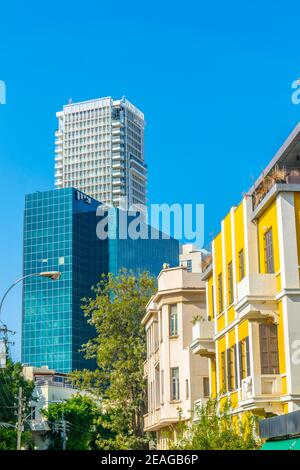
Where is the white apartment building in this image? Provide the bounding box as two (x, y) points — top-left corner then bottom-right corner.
(23, 366), (84, 449)
(142, 246), (210, 449)
(55, 96), (147, 208)
(179, 243), (210, 273)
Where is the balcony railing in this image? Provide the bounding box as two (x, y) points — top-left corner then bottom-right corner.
(236, 274), (278, 322)
(252, 166), (300, 210)
(193, 398), (208, 421)
(241, 374), (282, 401)
(144, 409), (161, 430)
(190, 320), (215, 357)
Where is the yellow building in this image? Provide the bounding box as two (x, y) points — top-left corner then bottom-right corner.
(192, 123), (300, 416)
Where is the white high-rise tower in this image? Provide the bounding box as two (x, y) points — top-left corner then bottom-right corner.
(55, 96), (147, 207)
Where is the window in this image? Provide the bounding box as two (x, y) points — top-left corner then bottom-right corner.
(227, 347), (235, 391)
(186, 259), (192, 272)
(218, 273), (223, 314)
(227, 262), (233, 305)
(146, 328), (151, 358)
(155, 365), (160, 407)
(169, 305), (178, 336)
(221, 351), (227, 393)
(170, 367), (180, 401)
(211, 285), (215, 318)
(161, 370), (164, 403)
(159, 310), (163, 342)
(264, 228), (274, 273)
(238, 249), (245, 281)
(154, 321), (159, 351)
(203, 377), (210, 397)
(239, 337), (251, 383)
(259, 323), (279, 374)
(185, 379), (189, 399)
(234, 344), (238, 389)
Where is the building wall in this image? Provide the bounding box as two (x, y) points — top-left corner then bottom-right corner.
(143, 257), (210, 449)
(55, 97), (147, 208)
(22, 188), (179, 373)
(206, 188), (300, 416)
(22, 188), (103, 373)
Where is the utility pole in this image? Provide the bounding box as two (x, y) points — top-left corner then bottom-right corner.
(54, 405), (70, 450)
(16, 386), (25, 450)
(0, 323), (15, 369)
(62, 413), (67, 451)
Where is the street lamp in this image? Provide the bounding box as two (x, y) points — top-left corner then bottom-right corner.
(0, 271), (61, 317)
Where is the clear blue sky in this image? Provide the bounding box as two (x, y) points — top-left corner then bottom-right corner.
(1, 0), (300, 360)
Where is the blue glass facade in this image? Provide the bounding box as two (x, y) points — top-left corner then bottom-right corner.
(22, 188), (179, 373)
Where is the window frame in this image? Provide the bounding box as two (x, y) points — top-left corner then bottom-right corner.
(259, 323), (279, 374)
(170, 367), (180, 401)
(238, 249), (245, 281)
(169, 304), (178, 337)
(227, 261), (234, 305)
(217, 273), (223, 314)
(264, 228), (275, 274)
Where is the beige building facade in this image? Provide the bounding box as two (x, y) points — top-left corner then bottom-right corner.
(142, 246), (210, 449)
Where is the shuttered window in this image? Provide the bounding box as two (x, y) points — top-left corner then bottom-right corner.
(238, 337), (250, 383)
(228, 262), (234, 305)
(203, 377), (210, 397)
(264, 228), (274, 273)
(218, 273), (223, 314)
(221, 351), (227, 393)
(227, 347), (235, 391)
(234, 344), (238, 389)
(211, 285), (215, 318)
(238, 249), (245, 281)
(245, 336), (251, 377)
(259, 323), (279, 374)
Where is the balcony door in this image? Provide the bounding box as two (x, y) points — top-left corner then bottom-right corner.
(259, 323), (279, 374)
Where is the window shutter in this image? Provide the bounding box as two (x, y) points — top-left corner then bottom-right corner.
(259, 323), (279, 374)
(259, 323), (269, 374)
(238, 340), (243, 384)
(234, 344), (238, 389)
(227, 349), (232, 391)
(221, 351), (226, 393)
(269, 324), (279, 374)
(245, 336), (251, 376)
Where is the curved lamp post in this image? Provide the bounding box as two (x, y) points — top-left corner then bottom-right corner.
(0, 271), (61, 317)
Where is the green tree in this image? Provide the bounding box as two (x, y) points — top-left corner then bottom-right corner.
(71, 270), (156, 450)
(44, 394), (110, 450)
(0, 360), (34, 450)
(167, 397), (260, 450)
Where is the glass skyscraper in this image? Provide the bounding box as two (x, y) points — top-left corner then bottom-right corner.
(22, 188), (179, 373)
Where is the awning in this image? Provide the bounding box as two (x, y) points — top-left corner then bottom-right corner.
(260, 437), (300, 450)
